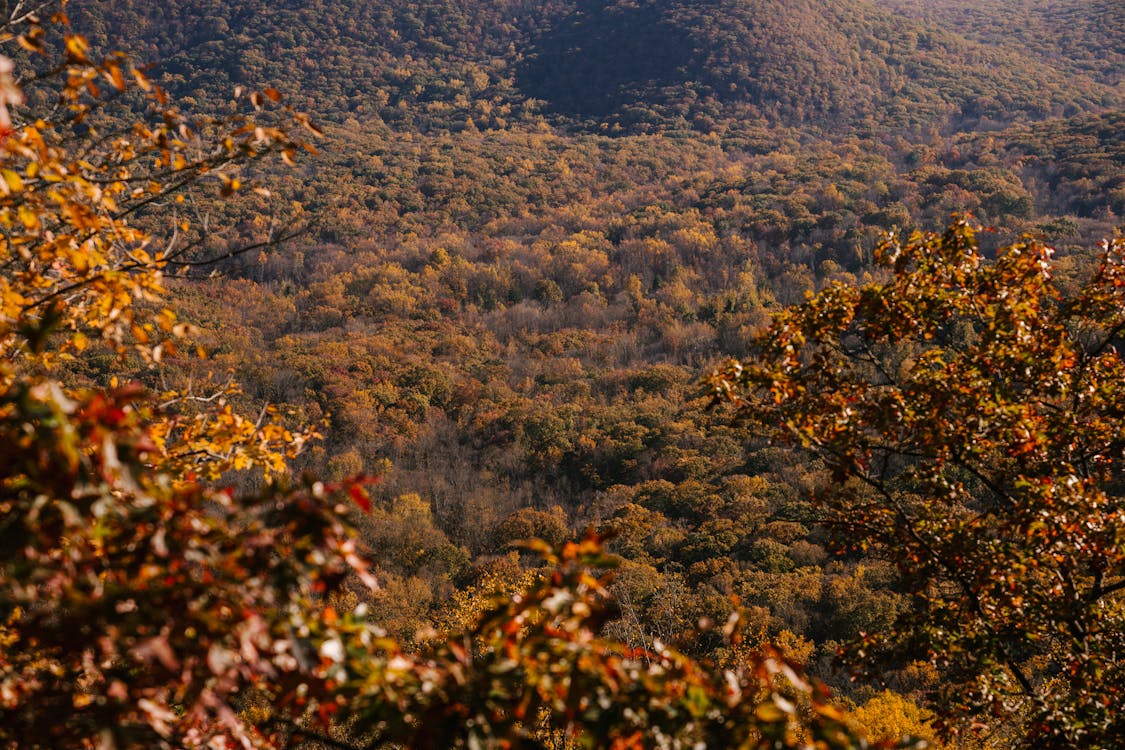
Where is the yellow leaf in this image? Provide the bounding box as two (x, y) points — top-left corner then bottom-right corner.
(755, 702), (787, 723)
(65, 35), (89, 62)
(70, 248), (89, 274)
(17, 35), (41, 53)
(1, 169), (23, 193)
(17, 205), (39, 230)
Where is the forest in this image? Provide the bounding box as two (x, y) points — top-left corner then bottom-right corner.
(1, 0), (1123, 748)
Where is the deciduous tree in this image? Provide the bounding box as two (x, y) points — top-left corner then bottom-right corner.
(708, 217), (1125, 747)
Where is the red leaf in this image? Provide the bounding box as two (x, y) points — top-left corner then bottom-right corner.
(349, 484), (371, 512)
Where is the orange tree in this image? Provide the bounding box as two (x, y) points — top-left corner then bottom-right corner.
(707, 217), (1125, 748)
(0, 11), (895, 750)
(0, 9), (378, 748)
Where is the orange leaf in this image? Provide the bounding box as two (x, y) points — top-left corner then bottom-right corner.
(105, 64), (125, 91)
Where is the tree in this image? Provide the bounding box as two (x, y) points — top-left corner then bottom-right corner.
(849, 692), (940, 749)
(0, 12), (894, 750)
(0, 11), (378, 748)
(707, 217), (1125, 747)
(330, 534), (888, 750)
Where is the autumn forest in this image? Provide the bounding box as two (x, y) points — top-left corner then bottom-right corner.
(1, 1), (1123, 748)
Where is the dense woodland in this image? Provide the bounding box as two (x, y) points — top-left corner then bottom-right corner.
(2, 0), (1124, 747)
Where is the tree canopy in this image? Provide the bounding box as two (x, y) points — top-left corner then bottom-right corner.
(0, 12), (893, 750)
(3, 3), (1122, 748)
(708, 217), (1125, 748)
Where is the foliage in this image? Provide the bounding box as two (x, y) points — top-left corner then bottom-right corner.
(0, 374), (883, 749)
(0, 7), (319, 480)
(0, 15), (902, 750)
(0, 375), (880, 749)
(0, 378), (379, 748)
(849, 692), (940, 748)
(0, 12), (373, 748)
(68, 0), (1123, 136)
(331, 534), (900, 750)
(874, 0), (1123, 87)
(4, 2), (1121, 746)
(59, 8), (1118, 741)
(707, 217), (1125, 747)
(0, 13), (311, 365)
(159, 105), (1119, 713)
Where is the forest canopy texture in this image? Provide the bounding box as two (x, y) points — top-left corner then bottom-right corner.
(1, 1), (1124, 749)
(0, 13), (878, 750)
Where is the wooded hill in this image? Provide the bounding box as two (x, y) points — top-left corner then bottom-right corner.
(873, 0), (1123, 86)
(72, 0), (1122, 134)
(36, 1), (1125, 745)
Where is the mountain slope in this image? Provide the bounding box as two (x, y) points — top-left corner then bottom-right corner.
(70, 0), (1123, 135)
(515, 0), (1121, 132)
(872, 0), (1124, 87)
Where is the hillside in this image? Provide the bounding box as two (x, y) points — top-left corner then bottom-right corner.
(71, 0), (1123, 134)
(61, 0), (1124, 652)
(31, 1), (1125, 742)
(516, 0), (1121, 132)
(874, 0), (1125, 87)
